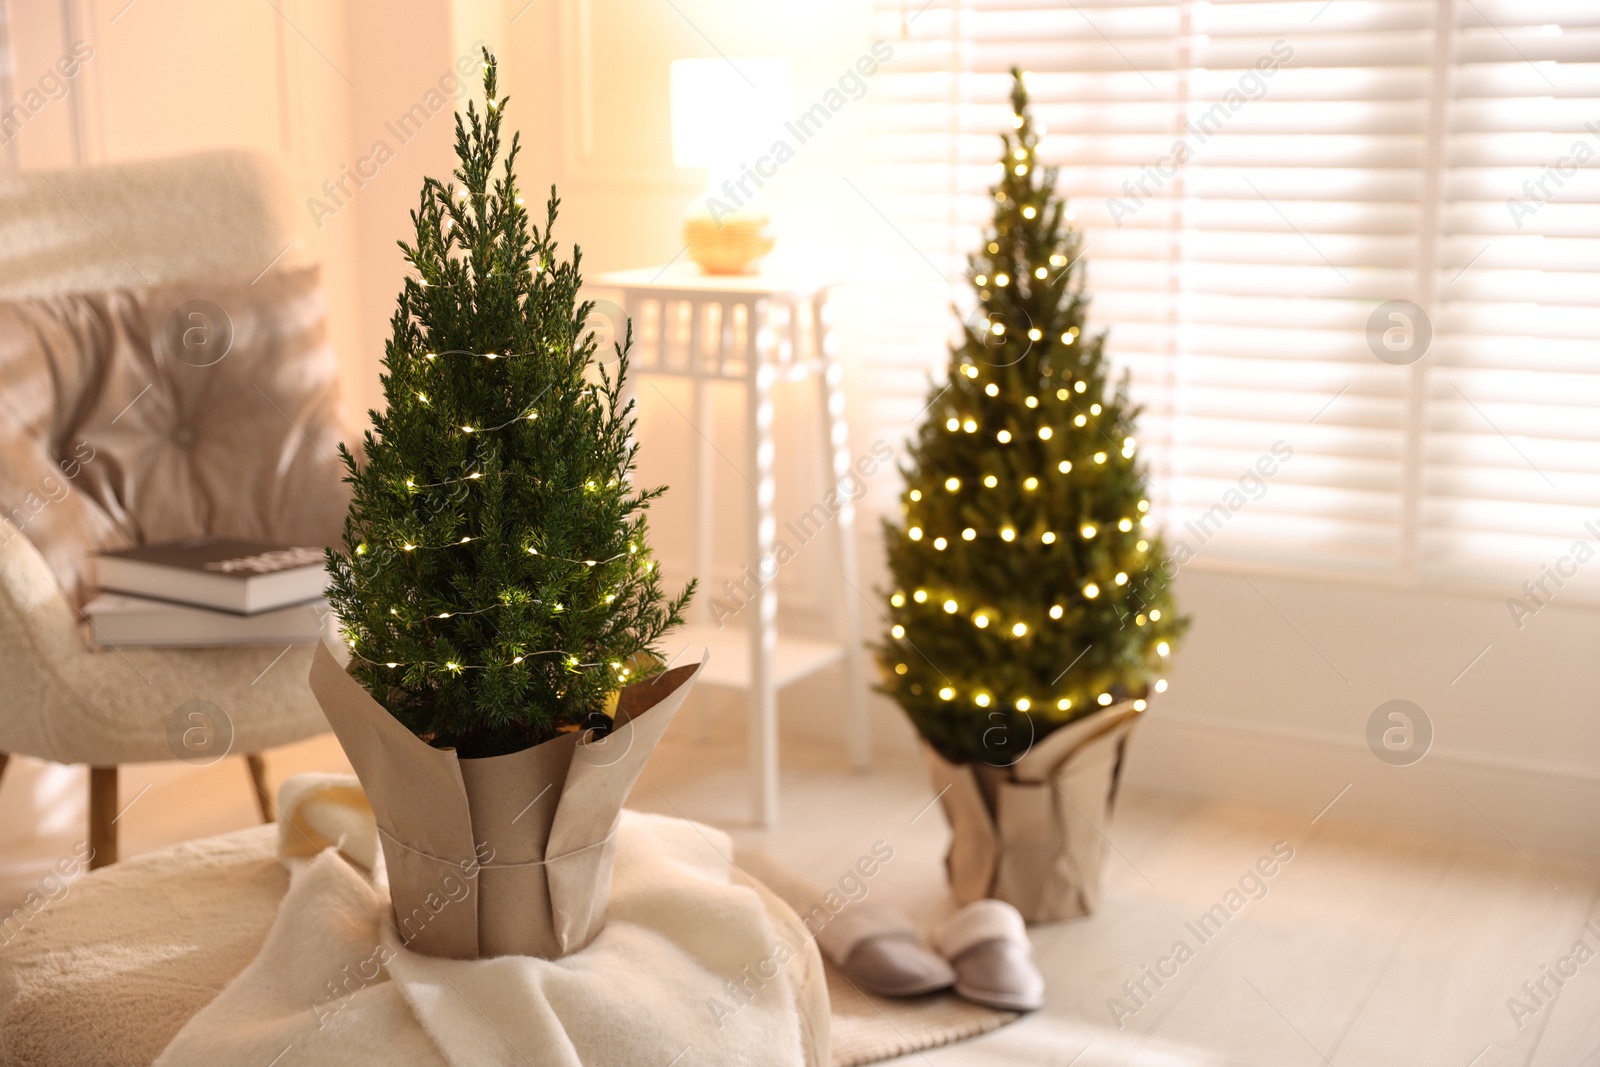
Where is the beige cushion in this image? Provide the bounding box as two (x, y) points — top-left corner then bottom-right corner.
(0, 265), (349, 607)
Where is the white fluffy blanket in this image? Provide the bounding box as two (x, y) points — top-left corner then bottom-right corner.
(155, 775), (808, 1067)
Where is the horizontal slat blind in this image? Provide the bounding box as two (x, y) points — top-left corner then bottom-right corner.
(1425, 1), (1600, 597)
(863, 0), (1600, 595)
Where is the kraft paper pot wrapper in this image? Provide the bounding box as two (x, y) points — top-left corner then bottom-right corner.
(309, 640), (706, 959)
(924, 700), (1142, 922)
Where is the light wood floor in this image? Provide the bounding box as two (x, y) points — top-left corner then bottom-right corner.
(2, 710), (1596, 1066)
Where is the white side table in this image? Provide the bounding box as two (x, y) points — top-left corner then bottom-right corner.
(594, 264), (869, 826)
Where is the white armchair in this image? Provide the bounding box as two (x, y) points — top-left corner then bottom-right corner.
(0, 150), (349, 866)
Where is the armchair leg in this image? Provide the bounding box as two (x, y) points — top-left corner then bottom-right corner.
(245, 753), (273, 823)
(89, 766), (117, 869)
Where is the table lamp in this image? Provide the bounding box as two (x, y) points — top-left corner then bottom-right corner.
(669, 56), (791, 275)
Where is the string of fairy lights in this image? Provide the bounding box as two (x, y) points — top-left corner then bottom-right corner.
(344, 353), (655, 678)
(883, 102), (1171, 716)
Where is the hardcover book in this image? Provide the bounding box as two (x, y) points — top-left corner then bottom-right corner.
(84, 593), (331, 648)
(93, 537), (328, 614)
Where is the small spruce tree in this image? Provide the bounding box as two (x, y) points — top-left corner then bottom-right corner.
(326, 52), (692, 759)
(878, 69), (1188, 765)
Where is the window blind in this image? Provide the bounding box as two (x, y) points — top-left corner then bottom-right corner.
(861, 0), (1600, 598)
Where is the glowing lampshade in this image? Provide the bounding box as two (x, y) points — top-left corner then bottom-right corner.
(669, 57), (791, 174)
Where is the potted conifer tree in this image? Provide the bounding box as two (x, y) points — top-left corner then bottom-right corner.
(311, 52), (696, 960)
(878, 70), (1188, 921)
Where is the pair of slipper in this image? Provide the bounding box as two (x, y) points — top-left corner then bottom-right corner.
(816, 898), (1045, 1012)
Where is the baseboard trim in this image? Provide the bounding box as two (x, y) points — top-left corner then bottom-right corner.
(1124, 709), (1600, 858)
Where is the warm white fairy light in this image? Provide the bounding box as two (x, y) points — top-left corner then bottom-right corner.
(945, 477), (961, 492)
(990, 322), (1005, 336)
(1119, 518), (1133, 532)
(1074, 415), (1088, 427)
(1138, 500), (1150, 512)
(984, 474), (999, 488)
(1155, 679), (1168, 692)
(1137, 539), (1149, 551)
(1090, 403), (1102, 415)
(1157, 641), (1170, 656)
(975, 274), (988, 287)
(909, 526), (924, 541)
(998, 430), (1013, 444)
(946, 417), (960, 431)
(1059, 460), (1073, 473)
(891, 592), (906, 607)
(895, 663), (908, 674)
(943, 599), (958, 613)
(892, 624), (905, 638)
(1025, 396), (1039, 408)
(1011, 622), (1027, 636)
(1060, 332), (1075, 345)
(1150, 609), (1162, 620)
(986, 383), (1000, 397)
(1074, 381), (1087, 393)
(1098, 692), (1113, 706)
(1039, 426), (1053, 440)
(1000, 527), (1016, 542)
(1081, 523), (1097, 539)
(910, 489), (923, 501)
(995, 273), (1010, 286)
(1084, 582), (1100, 598)
(974, 612), (990, 628)
(1015, 697), (1031, 711)
(1024, 477), (1039, 490)
(1134, 699), (1148, 711)
(1094, 452), (1107, 464)
(962, 418), (977, 433)
(939, 686), (956, 700)
(976, 693), (992, 708)
(1042, 531), (1056, 544)
(934, 537), (948, 550)
(914, 589), (929, 603)
(1028, 328), (1042, 341)
(1049, 604), (1064, 619)
(1034, 267), (1047, 280)
(1057, 697), (1072, 711)
(962, 365), (979, 379)
(1115, 572), (1128, 585)
(962, 527), (977, 541)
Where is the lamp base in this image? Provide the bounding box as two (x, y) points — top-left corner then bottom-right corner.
(684, 212), (775, 276)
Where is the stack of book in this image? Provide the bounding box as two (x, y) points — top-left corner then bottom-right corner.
(85, 537), (332, 649)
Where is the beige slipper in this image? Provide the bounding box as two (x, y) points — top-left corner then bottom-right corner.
(814, 902), (955, 998)
(933, 899), (1045, 1012)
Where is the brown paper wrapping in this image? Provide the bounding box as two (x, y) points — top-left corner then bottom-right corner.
(924, 700), (1142, 922)
(309, 641), (704, 959)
